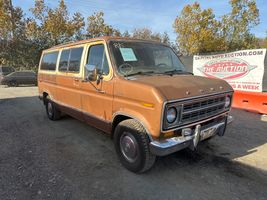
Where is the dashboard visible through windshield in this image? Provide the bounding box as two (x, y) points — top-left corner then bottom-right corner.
(109, 41), (188, 77)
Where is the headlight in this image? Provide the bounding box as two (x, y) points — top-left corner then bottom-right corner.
(225, 96), (231, 108)
(166, 107), (177, 123)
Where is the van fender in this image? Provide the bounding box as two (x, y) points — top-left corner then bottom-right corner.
(41, 89), (55, 103)
(112, 111), (154, 140)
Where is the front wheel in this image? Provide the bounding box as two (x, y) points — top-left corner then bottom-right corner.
(114, 119), (156, 173)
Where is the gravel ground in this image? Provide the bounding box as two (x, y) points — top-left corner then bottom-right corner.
(0, 86), (267, 200)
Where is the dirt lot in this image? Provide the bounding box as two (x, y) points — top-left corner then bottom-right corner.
(0, 86), (267, 200)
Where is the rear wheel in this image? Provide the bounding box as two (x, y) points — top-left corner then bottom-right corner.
(114, 119), (156, 173)
(45, 98), (61, 120)
(8, 81), (18, 87)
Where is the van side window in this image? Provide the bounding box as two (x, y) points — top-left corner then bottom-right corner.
(68, 47), (84, 72)
(59, 49), (70, 72)
(86, 44), (109, 76)
(40, 51), (59, 71)
(59, 47), (83, 73)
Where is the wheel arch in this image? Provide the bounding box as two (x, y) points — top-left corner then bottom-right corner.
(111, 112), (153, 141)
(42, 91), (49, 105)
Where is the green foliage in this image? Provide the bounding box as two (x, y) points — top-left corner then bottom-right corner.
(173, 0), (260, 55)
(0, 0), (32, 70)
(122, 30), (131, 38)
(130, 28), (180, 54)
(86, 11), (120, 38)
(222, 0), (259, 50)
(173, 2), (225, 55)
(132, 28), (171, 45)
(1, 0), (86, 70)
(258, 31), (267, 48)
(28, 0), (85, 46)
(0, 0), (263, 70)
(0, 0), (25, 40)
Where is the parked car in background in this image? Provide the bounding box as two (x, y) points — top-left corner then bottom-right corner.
(0, 65), (15, 84)
(1, 71), (37, 87)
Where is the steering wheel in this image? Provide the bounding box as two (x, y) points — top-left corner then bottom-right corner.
(156, 63), (168, 68)
(118, 63), (134, 76)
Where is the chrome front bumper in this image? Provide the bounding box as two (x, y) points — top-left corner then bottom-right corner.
(150, 115), (233, 156)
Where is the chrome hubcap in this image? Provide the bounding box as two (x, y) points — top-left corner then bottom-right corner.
(47, 102), (53, 117)
(120, 132), (138, 163)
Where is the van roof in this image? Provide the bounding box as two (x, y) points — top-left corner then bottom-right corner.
(45, 36), (165, 51)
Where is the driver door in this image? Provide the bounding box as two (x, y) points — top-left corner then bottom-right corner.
(80, 41), (114, 133)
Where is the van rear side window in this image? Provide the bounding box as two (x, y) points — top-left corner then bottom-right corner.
(41, 51), (59, 71)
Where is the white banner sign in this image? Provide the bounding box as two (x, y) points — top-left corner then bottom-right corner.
(193, 49), (266, 92)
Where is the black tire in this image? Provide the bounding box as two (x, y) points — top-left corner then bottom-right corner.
(114, 119), (156, 173)
(9, 81), (18, 87)
(45, 98), (61, 121)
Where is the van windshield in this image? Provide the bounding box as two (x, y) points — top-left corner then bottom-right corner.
(109, 41), (188, 77)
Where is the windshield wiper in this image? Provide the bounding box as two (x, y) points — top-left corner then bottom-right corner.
(126, 71), (155, 77)
(163, 69), (193, 75)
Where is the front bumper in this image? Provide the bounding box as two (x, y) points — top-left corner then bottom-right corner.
(150, 115), (233, 156)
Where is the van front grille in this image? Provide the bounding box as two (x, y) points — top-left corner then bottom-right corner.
(181, 95), (226, 124)
(163, 93), (232, 131)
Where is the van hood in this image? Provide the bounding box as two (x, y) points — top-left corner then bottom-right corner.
(130, 74), (233, 101)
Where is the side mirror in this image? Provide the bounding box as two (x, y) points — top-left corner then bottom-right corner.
(85, 64), (98, 82)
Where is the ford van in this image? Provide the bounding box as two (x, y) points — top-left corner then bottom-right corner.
(38, 37), (233, 173)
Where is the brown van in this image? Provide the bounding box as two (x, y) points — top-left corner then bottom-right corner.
(38, 37), (233, 173)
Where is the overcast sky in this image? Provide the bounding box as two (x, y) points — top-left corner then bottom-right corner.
(14, 0), (267, 42)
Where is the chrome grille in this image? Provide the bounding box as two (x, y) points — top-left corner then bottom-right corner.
(181, 95), (226, 124)
(163, 93), (231, 131)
